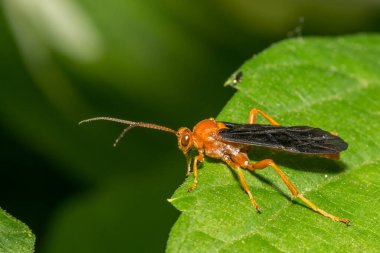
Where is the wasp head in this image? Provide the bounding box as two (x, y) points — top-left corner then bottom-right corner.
(176, 127), (194, 155)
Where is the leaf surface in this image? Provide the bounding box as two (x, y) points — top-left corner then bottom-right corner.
(167, 34), (380, 253)
(0, 208), (35, 253)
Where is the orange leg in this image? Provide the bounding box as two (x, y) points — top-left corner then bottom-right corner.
(185, 153), (191, 176)
(188, 153), (204, 192)
(249, 108), (280, 125)
(245, 159), (349, 224)
(224, 157), (261, 212)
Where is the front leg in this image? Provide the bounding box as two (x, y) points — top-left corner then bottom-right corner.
(185, 153), (191, 176)
(188, 152), (204, 192)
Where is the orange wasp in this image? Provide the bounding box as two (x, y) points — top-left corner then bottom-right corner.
(79, 108), (349, 224)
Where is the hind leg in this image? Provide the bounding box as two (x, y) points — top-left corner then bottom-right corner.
(246, 159), (350, 224)
(248, 108), (280, 125)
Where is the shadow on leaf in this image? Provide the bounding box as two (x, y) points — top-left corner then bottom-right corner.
(248, 146), (348, 174)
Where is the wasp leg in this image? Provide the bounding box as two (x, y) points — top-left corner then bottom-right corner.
(247, 159), (350, 224)
(249, 108), (280, 125)
(188, 153), (204, 192)
(224, 157), (261, 212)
(185, 153), (192, 176)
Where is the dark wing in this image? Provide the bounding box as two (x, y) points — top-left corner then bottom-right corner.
(219, 122), (348, 154)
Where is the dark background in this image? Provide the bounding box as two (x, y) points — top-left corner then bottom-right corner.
(0, 1), (379, 252)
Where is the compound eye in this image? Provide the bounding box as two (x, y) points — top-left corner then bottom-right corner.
(181, 134), (190, 147)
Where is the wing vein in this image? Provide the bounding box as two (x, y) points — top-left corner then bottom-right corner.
(218, 123), (348, 154)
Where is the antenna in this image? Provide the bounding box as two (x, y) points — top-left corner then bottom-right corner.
(79, 117), (177, 146)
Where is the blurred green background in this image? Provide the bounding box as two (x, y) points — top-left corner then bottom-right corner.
(0, 0), (379, 252)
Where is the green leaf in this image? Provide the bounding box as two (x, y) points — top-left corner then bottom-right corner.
(167, 34), (380, 252)
(0, 207), (35, 253)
